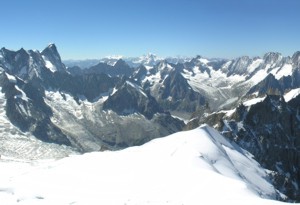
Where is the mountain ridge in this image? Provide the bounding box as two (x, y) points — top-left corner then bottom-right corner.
(1, 44), (300, 202)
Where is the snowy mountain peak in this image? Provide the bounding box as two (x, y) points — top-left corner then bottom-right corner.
(126, 53), (163, 68)
(104, 55), (123, 60)
(144, 52), (157, 58)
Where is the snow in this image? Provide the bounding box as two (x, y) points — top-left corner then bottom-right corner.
(126, 81), (148, 97)
(247, 58), (263, 73)
(111, 87), (118, 95)
(243, 97), (266, 107)
(225, 108), (236, 117)
(275, 64), (293, 79)
(182, 67), (246, 110)
(42, 55), (57, 72)
(199, 58), (209, 64)
(5, 72), (17, 83)
(14, 85), (30, 102)
(272, 64), (293, 80)
(248, 62), (293, 85)
(249, 69), (268, 84)
(219, 97), (239, 110)
(45, 90), (84, 120)
(144, 65), (153, 70)
(130, 53), (163, 67)
(0, 91), (75, 160)
(104, 55), (123, 60)
(222, 60), (233, 69)
(0, 125), (288, 205)
(284, 88), (300, 102)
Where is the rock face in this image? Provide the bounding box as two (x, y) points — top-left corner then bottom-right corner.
(0, 72), (71, 146)
(186, 95), (300, 201)
(41, 44), (66, 72)
(225, 56), (252, 76)
(158, 70), (205, 112)
(131, 65), (148, 81)
(41, 70), (118, 102)
(0, 44), (185, 153)
(246, 69), (300, 97)
(247, 74), (283, 96)
(86, 59), (134, 77)
(141, 61), (207, 116)
(103, 81), (163, 119)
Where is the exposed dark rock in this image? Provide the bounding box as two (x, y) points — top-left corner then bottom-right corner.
(246, 69), (300, 98)
(247, 74), (283, 96)
(226, 56), (251, 76)
(67, 66), (82, 76)
(292, 51), (300, 68)
(85, 59), (134, 77)
(152, 113), (185, 135)
(186, 95), (300, 201)
(158, 70), (205, 112)
(103, 80), (163, 119)
(131, 65), (148, 81)
(0, 72), (71, 146)
(41, 44), (66, 72)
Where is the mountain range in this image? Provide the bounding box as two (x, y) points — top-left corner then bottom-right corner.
(1, 44), (300, 202)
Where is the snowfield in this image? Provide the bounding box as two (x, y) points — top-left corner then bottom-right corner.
(0, 125), (291, 205)
(284, 88), (300, 102)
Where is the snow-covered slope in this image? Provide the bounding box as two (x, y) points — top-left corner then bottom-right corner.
(0, 125), (287, 205)
(0, 88), (76, 160)
(284, 88), (300, 102)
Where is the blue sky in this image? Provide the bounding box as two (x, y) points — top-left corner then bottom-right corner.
(0, 0), (299, 59)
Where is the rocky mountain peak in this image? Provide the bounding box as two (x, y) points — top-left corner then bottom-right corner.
(263, 52), (283, 65)
(189, 55), (202, 65)
(131, 65), (147, 81)
(226, 56), (251, 76)
(103, 80), (163, 119)
(157, 60), (174, 76)
(292, 51), (300, 68)
(113, 59), (134, 77)
(41, 44), (66, 72)
(42, 43), (58, 54)
(114, 58), (127, 67)
(0, 47), (31, 78)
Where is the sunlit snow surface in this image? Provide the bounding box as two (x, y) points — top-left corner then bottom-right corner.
(42, 55), (57, 72)
(0, 125), (289, 205)
(243, 96), (266, 107)
(0, 91), (76, 160)
(284, 88), (300, 102)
